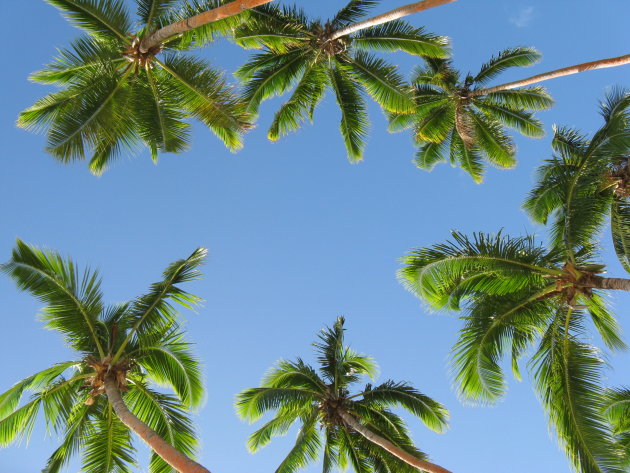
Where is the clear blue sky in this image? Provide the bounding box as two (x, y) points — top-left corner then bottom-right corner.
(1, 1), (629, 472)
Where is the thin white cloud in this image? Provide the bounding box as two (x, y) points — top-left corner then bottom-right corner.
(510, 6), (535, 28)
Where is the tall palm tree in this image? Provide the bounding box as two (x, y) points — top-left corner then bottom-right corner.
(233, 0), (451, 161)
(398, 95), (630, 473)
(236, 316), (452, 473)
(524, 89), (630, 271)
(0, 240), (211, 473)
(390, 50), (630, 182)
(19, 0), (273, 174)
(387, 48), (554, 182)
(399, 230), (628, 473)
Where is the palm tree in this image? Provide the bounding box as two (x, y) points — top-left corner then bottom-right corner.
(524, 89), (630, 271)
(390, 50), (630, 182)
(398, 229), (628, 473)
(233, 0), (451, 161)
(603, 388), (630, 467)
(236, 316), (451, 473)
(387, 48), (554, 182)
(0, 240), (211, 473)
(19, 0), (273, 174)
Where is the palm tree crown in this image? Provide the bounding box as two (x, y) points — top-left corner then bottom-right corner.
(236, 316), (450, 473)
(388, 48), (554, 182)
(0, 240), (207, 473)
(399, 230), (627, 473)
(19, 0), (254, 174)
(233, 0), (449, 161)
(524, 89), (630, 269)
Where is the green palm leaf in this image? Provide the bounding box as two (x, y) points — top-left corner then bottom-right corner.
(329, 64), (369, 162)
(1, 240), (105, 355)
(331, 0), (377, 28)
(473, 47), (541, 86)
(45, 0), (131, 42)
(530, 310), (624, 473)
(112, 247), (206, 362)
(351, 21), (448, 58)
(611, 198), (630, 273)
(156, 55), (251, 151)
(275, 408), (322, 473)
(344, 52), (415, 113)
(81, 402), (136, 473)
(136, 0), (178, 30)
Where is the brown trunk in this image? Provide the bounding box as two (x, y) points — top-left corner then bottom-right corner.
(471, 53), (630, 97)
(590, 276), (630, 292)
(338, 410), (452, 473)
(104, 374), (211, 473)
(140, 0), (275, 52)
(328, 0), (458, 41)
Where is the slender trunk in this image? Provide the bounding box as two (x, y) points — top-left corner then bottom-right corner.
(338, 410), (452, 473)
(140, 0), (274, 52)
(471, 53), (630, 97)
(328, 0), (458, 41)
(591, 276), (630, 292)
(104, 374), (211, 473)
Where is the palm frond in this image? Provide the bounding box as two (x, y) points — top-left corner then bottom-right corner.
(483, 86), (554, 111)
(125, 382), (197, 473)
(262, 359), (327, 393)
(585, 292), (626, 351)
(1, 240), (105, 355)
(136, 0), (178, 30)
(42, 403), (93, 473)
(414, 139), (448, 172)
(45, 0), (131, 42)
(611, 198), (630, 273)
(468, 111), (516, 169)
(398, 231), (557, 310)
(344, 52), (414, 113)
(331, 0), (377, 28)
(328, 63), (369, 162)
(530, 310), (624, 473)
(357, 381), (448, 433)
(30, 36), (122, 85)
(449, 131), (485, 183)
(351, 21), (448, 58)
(81, 402), (136, 473)
(133, 330), (204, 409)
(236, 387), (319, 423)
(156, 55), (251, 151)
(475, 100), (545, 138)
(268, 63), (327, 140)
(274, 408), (322, 473)
(112, 248), (206, 362)
(473, 47), (541, 86)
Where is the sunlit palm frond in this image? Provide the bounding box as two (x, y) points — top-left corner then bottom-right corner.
(45, 0), (131, 42)
(473, 47), (541, 86)
(351, 21), (448, 58)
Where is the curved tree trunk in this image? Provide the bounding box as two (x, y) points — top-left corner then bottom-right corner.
(104, 374), (211, 473)
(140, 0), (274, 52)
(338, 410), (452, 473)
(329, 0), (458, 41)
(471, 53), (630, 97)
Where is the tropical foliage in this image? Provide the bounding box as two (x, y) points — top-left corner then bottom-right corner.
(236, 316), (450, 473)
(398, 92), (630, 473)
(524, 88), (630, 271)
(19, 0), (252, 174)
(233, 0), (449, 161)
(0, 240), (206, 472)
(388, 47), (554, 182)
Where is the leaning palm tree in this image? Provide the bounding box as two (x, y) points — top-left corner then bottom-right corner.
(399, 230), (629, 473)
(524, 89), (630, 271)
(237, 316), (451, 473)
(19, 0), (274, 174)
(0, 240), (211, 473)
(390, 49), (630, 182)
(233, 0), (451, 161)
(387, 48), (554, 182)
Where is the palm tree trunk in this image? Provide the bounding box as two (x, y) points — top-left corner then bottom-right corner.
(140, 0), (274, 52)
(338, 410), (452, 473)
(591, 276), (630, 292)
(470, 53), (630, 97)
(104, 374), (211, 473)
(328, 0), (458, 41)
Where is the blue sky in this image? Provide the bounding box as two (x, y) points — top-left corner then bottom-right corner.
(1, 1), (629, 472)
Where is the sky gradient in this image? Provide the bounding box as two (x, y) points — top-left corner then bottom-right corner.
(1, 1), (630, 472)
